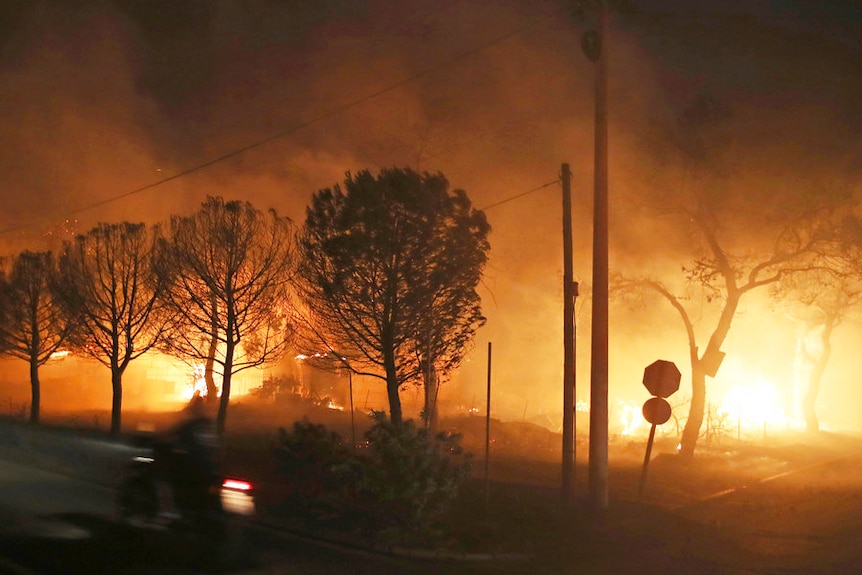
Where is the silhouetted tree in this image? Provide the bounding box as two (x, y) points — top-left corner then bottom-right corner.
(56, 223), (170, 434)
(775, 215), (862, 432)
(297, 168), (490, 425)
(0, 251), (78, 423)
(616, 94), (852, 457)
(157, 196), (296, 435)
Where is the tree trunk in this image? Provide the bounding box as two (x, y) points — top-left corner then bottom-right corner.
(111, 369), (123, 435)
(679, 362), (706, 458)
(205, 332), (218, 402)
(803, 321), (834, 433)
(802, 379), (820, 433)
(205, 295), (218, 402)
(680, 292), (738, 458)
(423, 362), (439, 432)
(29, 355), (40, 424)
(384, 353), (402, 424)
(218, 372), (231, 436)
(217, 337), (235, 436)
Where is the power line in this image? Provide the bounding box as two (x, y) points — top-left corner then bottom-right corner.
(480, 179), (560, 211)
(0, 13), (554, 238)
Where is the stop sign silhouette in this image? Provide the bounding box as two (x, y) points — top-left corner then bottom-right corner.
(642, 360), (681, 398)
(642, 397), (672, 425)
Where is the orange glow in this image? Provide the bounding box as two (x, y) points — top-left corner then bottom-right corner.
(49, 350), (70, 361)
(717, 377), (795, 431)
(175, 363), (212, 402)
(619, 400), (646, 436)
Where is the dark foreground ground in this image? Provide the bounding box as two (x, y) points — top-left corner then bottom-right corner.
(24, 402), (862, 574)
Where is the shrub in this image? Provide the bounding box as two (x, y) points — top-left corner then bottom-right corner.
(273, 413), (471, 540)
(274, 419), (355, 519)
(249, 374), (298, 402)
(352, 413), (472, 536)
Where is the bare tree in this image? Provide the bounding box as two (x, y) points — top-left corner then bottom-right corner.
(787, 293), (850, 434)
(157, 196), (296, 435)
(56, 223), (170, 434)
(774, 216), (862, 432)
(296, 168), (490, 425)
(615, 197), (850, 457)
(0, 251), (77, 423)
(615, 93), (853, 457)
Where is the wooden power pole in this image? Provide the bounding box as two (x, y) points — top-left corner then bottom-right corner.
(586, 0), (610, 512)
(561, 163), (577, 504)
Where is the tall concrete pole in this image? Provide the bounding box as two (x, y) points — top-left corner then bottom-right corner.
(587, 1), (609, 512)
(561, 163), (576, 504)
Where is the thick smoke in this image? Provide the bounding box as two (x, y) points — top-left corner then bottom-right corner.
(0, 1), (859, 429)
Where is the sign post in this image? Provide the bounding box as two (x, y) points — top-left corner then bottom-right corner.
(638, 360), (681, 500)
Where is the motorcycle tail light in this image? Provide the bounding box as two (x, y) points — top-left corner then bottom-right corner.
(222, 478), (253, 492)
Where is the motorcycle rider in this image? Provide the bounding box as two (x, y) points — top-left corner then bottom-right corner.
(155, 392), (220, 521)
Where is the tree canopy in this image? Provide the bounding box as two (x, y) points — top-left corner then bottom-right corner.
(616, 93), (854, 457)
(0, 251), (77, 423)
(297, 167), (490, 424)
(56, 223), (170, 434)
(157, 196), (297, 435)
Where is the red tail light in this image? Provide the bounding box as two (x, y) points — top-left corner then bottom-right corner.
(222, 478), (253, 491)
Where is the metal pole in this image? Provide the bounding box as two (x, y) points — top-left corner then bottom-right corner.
(349, 371), (356, 449)
(562, 163), (576, 504)
(485, 342), (492, 510)
(588, 0), (610, 513)
(637, 423), (657, 501)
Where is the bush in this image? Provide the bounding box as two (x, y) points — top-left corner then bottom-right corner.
(249, 374), (298, 402)
(274, 419), (356, 520)
(352, 413), (472, 536)
(273, 413), (471, 540)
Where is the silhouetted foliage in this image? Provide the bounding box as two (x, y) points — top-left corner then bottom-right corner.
(273, 414), (471, 540)
(768, 214), (862, 432)
(274, 419), (356, 521)
(296, 168), (490, 425)
(615, 94), (855, 457)
(56, 223), (170, 434)
(0, 251), (78, 423)
(157, 196), (297, 434)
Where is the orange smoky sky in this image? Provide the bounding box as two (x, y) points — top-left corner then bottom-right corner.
(0, 0), (860, 428)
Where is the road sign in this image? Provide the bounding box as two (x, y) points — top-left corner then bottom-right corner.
(642, 360), (681, 398)
(642, 397), (671, 425)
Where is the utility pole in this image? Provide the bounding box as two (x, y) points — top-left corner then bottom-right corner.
(584, 0), (609, 512)
(561, 163), (577, 504)
(485, 341), (492, 511)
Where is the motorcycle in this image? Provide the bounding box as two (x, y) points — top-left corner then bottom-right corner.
(116, 433), (256, 568)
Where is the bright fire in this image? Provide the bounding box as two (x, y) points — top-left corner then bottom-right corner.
(619, 400), (646, 436)
(718, 377), (792, 429)
(177, 363), (214, 402)
(620, 375), (797, 440)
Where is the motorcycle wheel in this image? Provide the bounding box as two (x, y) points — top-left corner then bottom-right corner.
(117, 473), (159, 527)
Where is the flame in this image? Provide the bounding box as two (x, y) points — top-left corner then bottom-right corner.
(621, 374), (795, 440)
(295, 352), (328, 361)
(176, 362), (215, 402)
(619, 400), (646, 436)
(717, 377), (792, 430)
(49, 349), (70, 361)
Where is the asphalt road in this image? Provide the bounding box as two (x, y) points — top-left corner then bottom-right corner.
(5, 440), (862, 574)
(0, 456), (478, 575)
